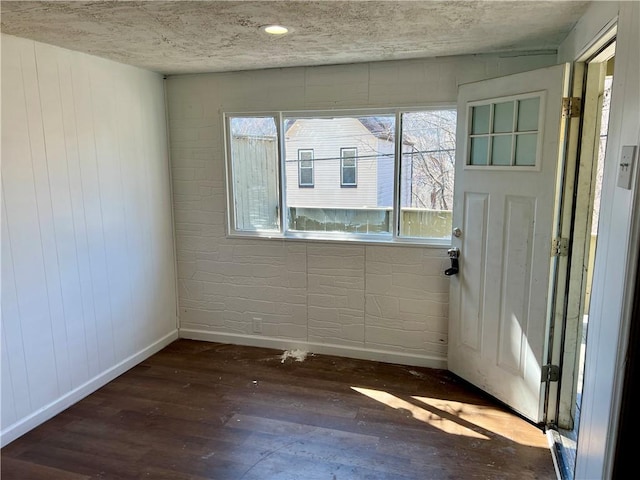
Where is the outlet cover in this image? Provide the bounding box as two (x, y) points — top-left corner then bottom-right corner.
(252, 317), (262, 333)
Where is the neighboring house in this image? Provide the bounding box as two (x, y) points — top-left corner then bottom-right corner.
(284, 115), (455, 212)
(284, 117), (403, 209)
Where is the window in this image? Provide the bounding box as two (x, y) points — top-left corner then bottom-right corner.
(226, 115), (280, 232)
(399, 110), (456, 239)
(226, 108), (456, 243)
(468, 94), (542, 167)
(284, 114), (394, 235)
(340, 148), (357, 186)
(298, 149), (314, 187)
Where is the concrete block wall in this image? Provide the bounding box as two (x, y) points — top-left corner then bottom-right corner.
(166, 52), (557, 368)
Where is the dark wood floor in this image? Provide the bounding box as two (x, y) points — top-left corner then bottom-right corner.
(1, 340), (557, 479)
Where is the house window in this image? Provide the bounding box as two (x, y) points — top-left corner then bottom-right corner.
(298, 149), (314, 187)
(340, 148), (357, 186)
(226, 108), (456, 244)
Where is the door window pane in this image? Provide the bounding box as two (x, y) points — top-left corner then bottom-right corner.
(471, 105), (490, 134)
(493, 101), (514, 133)
(491, 135), (513, 165)
(515, 134), (538, 166)
(470, 137), (489, 165)
(517, 98), (540, 131)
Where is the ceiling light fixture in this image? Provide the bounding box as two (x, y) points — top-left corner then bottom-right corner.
(263, 25), (289, 35)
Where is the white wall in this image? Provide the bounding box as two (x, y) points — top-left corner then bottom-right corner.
(166, 52), (557, 368)
(1, 34), (178, 446)
(558, 1), (640, 478)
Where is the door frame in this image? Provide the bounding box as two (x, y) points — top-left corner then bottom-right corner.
(546, 25), (617, 432)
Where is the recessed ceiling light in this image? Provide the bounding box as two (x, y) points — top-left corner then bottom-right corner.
(263, 25), (289, 35)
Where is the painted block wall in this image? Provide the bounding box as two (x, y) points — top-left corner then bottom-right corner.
(1, 34), (178, 446)
(166, 52), (558, 368)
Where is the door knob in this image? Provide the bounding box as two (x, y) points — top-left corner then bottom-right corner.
(453, 227), (462, 238)
(445, 248), (459, 276)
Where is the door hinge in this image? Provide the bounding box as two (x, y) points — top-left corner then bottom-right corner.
(542, 364), (560, 382)
(562, 97), (581, 118)
(551, 237), (569, 257)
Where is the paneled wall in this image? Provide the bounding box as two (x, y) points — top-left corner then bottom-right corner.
(166, 52), (557, 367)
(1, 35), (177, 445)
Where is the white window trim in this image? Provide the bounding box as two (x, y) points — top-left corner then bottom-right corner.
(224, 106), (456, 247)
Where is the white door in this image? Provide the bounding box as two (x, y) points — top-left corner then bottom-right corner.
(448, 64), (570, 424)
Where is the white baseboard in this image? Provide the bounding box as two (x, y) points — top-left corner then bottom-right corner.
(0, 329), (179, 448)
(179, 328), (448, 370)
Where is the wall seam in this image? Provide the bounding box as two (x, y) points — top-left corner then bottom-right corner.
(163, 77), (181, 333)
(29, 43), (63, 396)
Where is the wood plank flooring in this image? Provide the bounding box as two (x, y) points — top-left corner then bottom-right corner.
(1, 340), (557, 479)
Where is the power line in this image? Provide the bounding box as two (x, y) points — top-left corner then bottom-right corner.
(284, 148), (455, 163)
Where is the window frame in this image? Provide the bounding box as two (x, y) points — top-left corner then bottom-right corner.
(224, 112), (283, 237)
(297, 149), (315, 187)
(224, 106), (456, 247)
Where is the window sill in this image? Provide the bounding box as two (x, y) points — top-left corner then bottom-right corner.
(226, 231), (451, 249)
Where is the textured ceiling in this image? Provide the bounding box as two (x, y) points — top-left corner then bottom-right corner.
(0, 1), (591, 75)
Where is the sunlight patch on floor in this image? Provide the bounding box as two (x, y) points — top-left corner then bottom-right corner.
(412, 395), (545, 447)
(351, 387), (489, 440)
